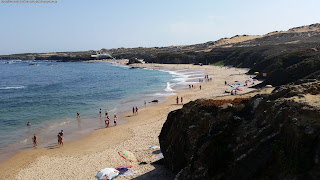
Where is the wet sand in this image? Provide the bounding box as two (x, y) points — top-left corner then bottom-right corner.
(0, 63), (268, 180)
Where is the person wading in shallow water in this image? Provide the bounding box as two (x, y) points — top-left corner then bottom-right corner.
(105, 116), (110, 127)
(57, 131), (63, 147)
(114, 114), (117, 126)
(105, 109), (108, 117)
(32, 134), (37, 148)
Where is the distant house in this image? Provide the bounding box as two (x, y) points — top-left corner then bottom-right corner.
(91, 53), (112, 59)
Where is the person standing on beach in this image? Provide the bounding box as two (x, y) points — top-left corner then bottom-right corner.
(114, 114), (117, 126)
(105, 116), (110, 127)
(59, 130), (64, 146)
(181, 97), (183, 105)
(176, 96), (179, 104)
(99, 108), (102, 117)
(200, 85), (202, 90)
(225, 81), (227, 86)
(32, 134), (37, 148)
(132, 106), (135, 115)
(57, 134), (61, 146)
(136, 106), (138, 115)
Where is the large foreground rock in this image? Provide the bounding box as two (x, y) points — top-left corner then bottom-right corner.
(159, 80), (320, 179)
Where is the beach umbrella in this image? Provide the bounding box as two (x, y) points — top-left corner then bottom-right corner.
(118, 150), (137, 162)
(95, 168), (119, 180)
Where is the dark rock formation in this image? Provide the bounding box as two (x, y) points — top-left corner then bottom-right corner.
(159, 81), (320, 179)
(127, 57), (142, 65)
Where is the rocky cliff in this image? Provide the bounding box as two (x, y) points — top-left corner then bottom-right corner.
(159, 80), (320, 179)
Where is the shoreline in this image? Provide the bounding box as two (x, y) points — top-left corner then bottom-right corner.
(0, 61), (192, 163)
(0, 63), (265, 179)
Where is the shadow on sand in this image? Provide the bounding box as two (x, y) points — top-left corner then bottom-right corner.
(45, 143), (60, 150)
(132, 159), (175, 180)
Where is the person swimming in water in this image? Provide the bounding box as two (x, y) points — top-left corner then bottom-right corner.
(27, 122), (31, 126)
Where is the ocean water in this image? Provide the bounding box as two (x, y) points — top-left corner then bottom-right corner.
(0, 60), (204, 161)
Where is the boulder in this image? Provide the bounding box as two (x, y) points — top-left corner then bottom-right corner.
(159, 81), (320, 179)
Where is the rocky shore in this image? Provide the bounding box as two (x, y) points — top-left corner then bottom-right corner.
(159, 80), (320, 179)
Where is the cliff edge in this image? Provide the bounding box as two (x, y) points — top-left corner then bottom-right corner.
(159, 80), (320, 179)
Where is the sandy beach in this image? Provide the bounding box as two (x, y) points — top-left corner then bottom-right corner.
(0, 63), (270, 180)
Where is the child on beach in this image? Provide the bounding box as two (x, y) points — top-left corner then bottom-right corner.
(114, 115), (117, 126)
(32, 134), (37, 148)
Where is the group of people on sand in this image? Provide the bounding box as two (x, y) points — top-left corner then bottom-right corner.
(204, 75), (212, 82)
(176, 96), (183, 105)
(132, 106), (138, 115)
(57, 130), (64, 146)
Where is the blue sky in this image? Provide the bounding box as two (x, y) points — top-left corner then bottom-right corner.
(0, 0), (319, 55)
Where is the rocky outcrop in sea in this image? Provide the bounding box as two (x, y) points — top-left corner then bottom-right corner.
(159, 80), (320, 179)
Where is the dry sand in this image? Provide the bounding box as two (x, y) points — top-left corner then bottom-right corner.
(0, 63), (270, 180)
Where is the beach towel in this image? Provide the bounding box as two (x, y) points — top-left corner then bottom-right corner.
(149, 145), (160, 150)
(95, 168), (119, 180)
